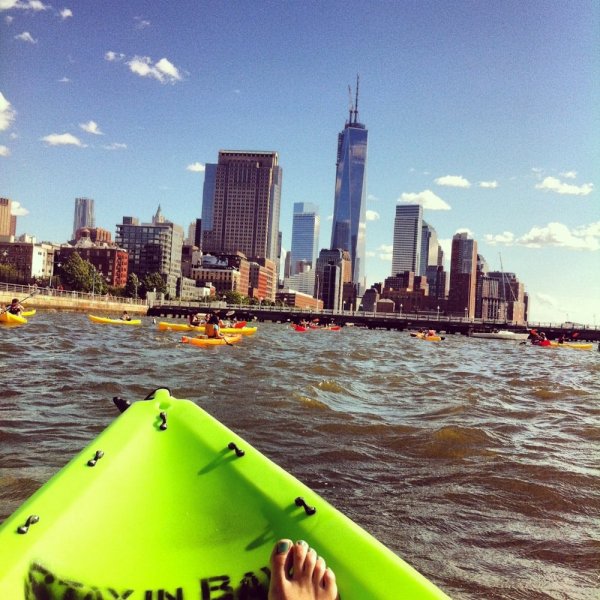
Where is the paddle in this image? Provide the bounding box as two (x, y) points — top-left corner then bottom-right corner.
(0, 290), (38, 316)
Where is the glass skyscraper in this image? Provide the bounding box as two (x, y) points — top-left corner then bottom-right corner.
(330, 81), (368, 293)
(391, 204), (423, 276)
(290, 202), (319, 275)
(72, 197), (95, 239)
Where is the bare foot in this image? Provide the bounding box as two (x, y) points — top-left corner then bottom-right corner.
(268, 539), (338, 600)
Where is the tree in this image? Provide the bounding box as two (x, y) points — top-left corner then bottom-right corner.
(0, 263), (18, 283)
(140, 272), (166, 298)
(61, 253), (91, 291)
(223, 290), (245, 305)
(125, 273), (140, 298)
(60, 252), (107, 294)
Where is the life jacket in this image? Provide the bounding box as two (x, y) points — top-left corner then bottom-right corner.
(205, 323), (217, 338)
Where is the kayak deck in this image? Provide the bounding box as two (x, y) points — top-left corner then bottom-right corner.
(158, 321), (257, 335)
(181, 334), (242, 346)
(0, 311), (27, 325)
(0, 389), (450, 599)
(88, 314), (142, 325)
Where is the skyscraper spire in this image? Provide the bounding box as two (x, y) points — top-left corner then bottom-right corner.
(354, 74), (360, 124)
(330, 78), (368, 296)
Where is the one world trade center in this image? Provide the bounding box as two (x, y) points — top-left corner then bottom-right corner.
(330, 76), (368, 295)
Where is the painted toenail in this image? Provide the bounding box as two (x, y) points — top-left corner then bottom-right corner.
(296, 539), (307, 546)
(276, 541), (291, 554)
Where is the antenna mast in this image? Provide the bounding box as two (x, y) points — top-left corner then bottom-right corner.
(354, 74), (360, 123)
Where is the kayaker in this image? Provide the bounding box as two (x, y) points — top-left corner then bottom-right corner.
(6, 298), (24, 315)
(120, 311), (132, 321)
(189, 312), (202, 326)
(205, 311), (224, 338)
(427, 328), (436, 337)
(269, 539), (338, 600)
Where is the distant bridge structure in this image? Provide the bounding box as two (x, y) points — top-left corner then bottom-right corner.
(147, 303), (600, 342)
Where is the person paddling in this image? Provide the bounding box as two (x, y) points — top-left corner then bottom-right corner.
(205, 310), (224, 339)
(120, 310), (132, 321)
(6, 298), (24, 315)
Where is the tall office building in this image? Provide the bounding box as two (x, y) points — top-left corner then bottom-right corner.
(315, 248), (352, 311)
(420, 221), (440, 275)
(201, 150), (281, 261)
(391, 204), (423, 276)
(115, 207), (183, 298)
(448, 232), (478, 317)
(330, 78), (368, 293)
(290, 202), (319, 275)
(0, 197), (14, 239)
(72, 197), (95, 240)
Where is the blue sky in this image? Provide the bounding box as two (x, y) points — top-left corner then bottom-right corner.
(1, 0), (598, 325)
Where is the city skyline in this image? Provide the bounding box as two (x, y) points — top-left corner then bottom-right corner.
(0, 2), (598, 324)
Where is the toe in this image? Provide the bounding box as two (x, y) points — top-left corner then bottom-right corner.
(292, 540), (309, 576)
(270, 539), (293, 576)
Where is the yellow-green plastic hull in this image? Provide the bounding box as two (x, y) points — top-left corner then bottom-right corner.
(0, 389), (450, 599)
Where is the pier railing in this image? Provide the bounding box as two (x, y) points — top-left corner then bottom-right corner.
(147, 300), (599, 341)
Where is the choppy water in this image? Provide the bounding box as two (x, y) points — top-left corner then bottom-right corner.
(1, 312), (599, 599)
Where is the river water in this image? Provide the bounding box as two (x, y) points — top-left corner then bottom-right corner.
(1, 312), (598, 599)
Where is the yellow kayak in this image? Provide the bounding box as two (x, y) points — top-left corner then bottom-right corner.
(0, 311), (27, 325)
(549, 341), (593, 350)
(181, 334), (242, 347)
(88, 315), (142, 326)
(22, 309), (36, 317)
(410, 332), (444, 342)
(158, 321), (256, 335)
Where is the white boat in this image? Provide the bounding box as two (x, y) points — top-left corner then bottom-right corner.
(470, 330), (529, 341)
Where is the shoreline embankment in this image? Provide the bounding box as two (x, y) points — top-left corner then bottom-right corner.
(0, 290), (148, 315)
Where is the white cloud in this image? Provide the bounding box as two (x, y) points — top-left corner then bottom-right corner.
(535, 292), (559, 308)
(398, 189), (451, 210)
(186, 162), (205, 172)
(535, 176), (593, 196)
(366, 210), (380, 221)
(14, 31), (37, 43)
(79, 120), (103, 135)
(134, 16), (150, 29)
(0, 0), (49, 10)
(0, 92), (16, 130)
(434, 175), (471, 188)
(377, 244), (393, 261)
(59, 7), (72, 19)
(0, 144), (9, 156)
(560, 171), (577, 179)
(484, 231), (515, 245)
(439, 238), (452, 261)
(11, 200), (28, 216)
(103, 142), (127, 150)
(4, 14), (13, 23)
(41, 132), (85, 147)
(24, 0), (49, 10)
(58, 76), (71, 83)
(479, 180), (498, 189)
(367, 193), (379, 202)
(105, 51), (125, 62)
(486, 221), (600, 251)
(126, 55), (183, 84)
(455, 227), (475, 237)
